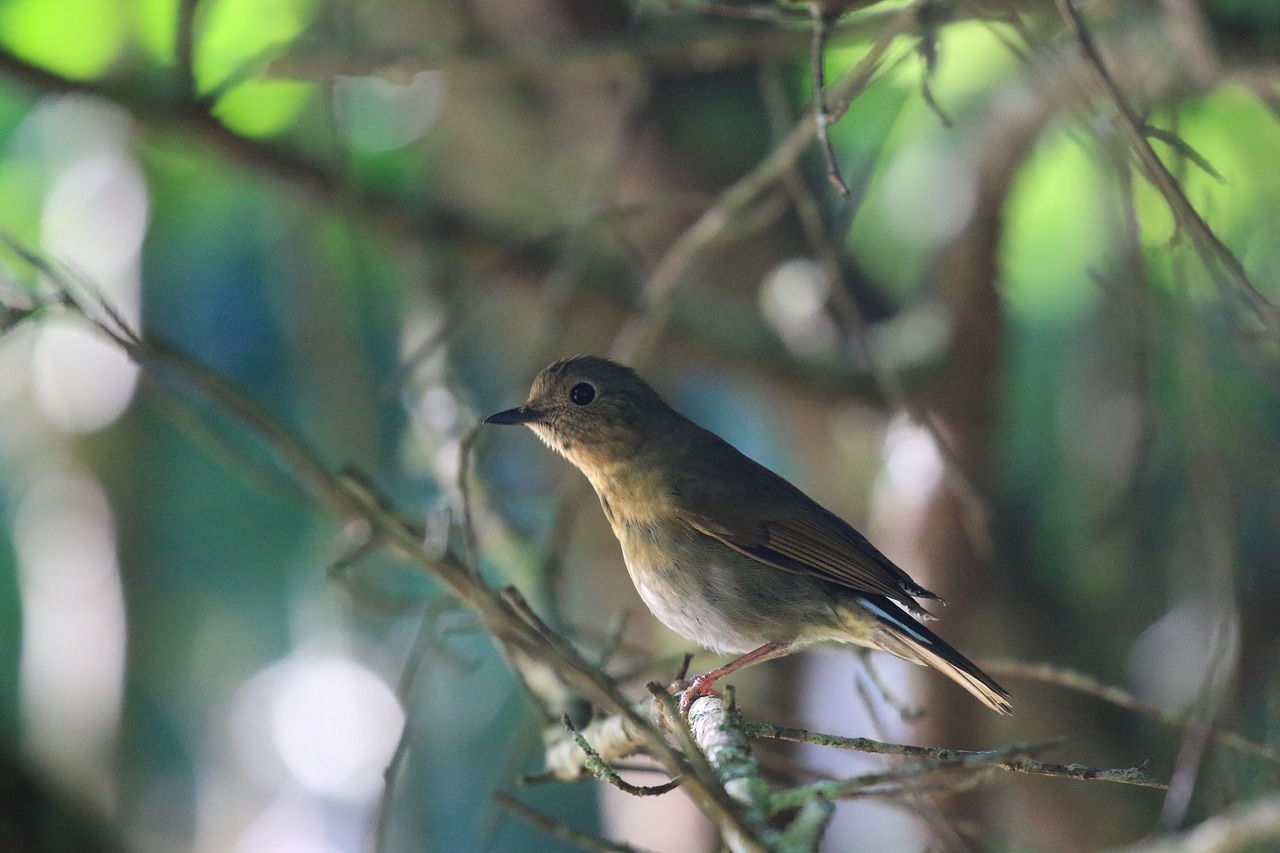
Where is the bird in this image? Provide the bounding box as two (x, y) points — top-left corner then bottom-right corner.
(485, 356), (1011, 716)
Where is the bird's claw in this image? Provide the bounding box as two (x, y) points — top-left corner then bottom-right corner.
(670, 675), (721, 717)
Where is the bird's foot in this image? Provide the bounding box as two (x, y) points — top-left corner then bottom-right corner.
(670, 674), (722, 717)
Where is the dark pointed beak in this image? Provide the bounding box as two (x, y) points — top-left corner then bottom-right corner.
(484, 406), (542, 426)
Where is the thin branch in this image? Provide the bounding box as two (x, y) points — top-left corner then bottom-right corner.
(768, 741), (1041, 809)
(980, 660), (1279, 764)
(645, 685), (773, 853)
(0, 237), (767, 852)
(1051, 0), (1280, 332)
(1157, 130), (1242, 827)
(0, 46), (494, 252)
(457, 423), (484, 575)
(374, 598), (465, 853)
(810, 3), (851, 195)
(609, 3), (920, 366)
(560, 714), (681, 796)
(493, 791), (659, 853)
(175, 0), (199, 97)
(744, 723), (1166, 789)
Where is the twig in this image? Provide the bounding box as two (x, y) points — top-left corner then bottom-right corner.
(645, 685), (772, 853)
(744, 722), (1166, 789)
(916, 9), (953, 128)
(493, 791), (659, 853)
(374, 598), (461, 853)
(175, 0), (200, 97)
(768, 740), (1065, 809)
(1051, 0), (1280, 332)
(609, 3), (920, 366)
(0, 46), (495, 254)
(0, 239), (767, 853)
(809, 3), (851, 195)
(457, 422), (484, 576)
(1157, 130), (1242, 827)
(560, 714), (681, 796)
(856, 649), (925, 722)
(980, 660), (1279, 764)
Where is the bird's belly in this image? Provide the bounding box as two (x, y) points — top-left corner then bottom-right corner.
(629, 560), (764, 654)
(617, 522), (841, 655)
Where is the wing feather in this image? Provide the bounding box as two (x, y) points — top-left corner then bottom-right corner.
(682, 506), (941, 618)
(668, 416), (941, 616)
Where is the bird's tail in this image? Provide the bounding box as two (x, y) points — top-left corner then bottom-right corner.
(855, 595), (1012, 715)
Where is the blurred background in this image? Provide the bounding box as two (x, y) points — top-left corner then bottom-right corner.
(0, 0), (1279, 850)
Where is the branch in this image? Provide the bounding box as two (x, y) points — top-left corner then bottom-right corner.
(559, 714), (680, 796)
(1111, 793), (1280, 853)
(0, 46), (500, 253)
(494, 791), (659, 853)
(745, 723), (1166, 790)
(981, 659), (1280, 765)
(0, 235), (769, 853)
(1052, 0), (1280, 332)
(609, 3), (922, 366)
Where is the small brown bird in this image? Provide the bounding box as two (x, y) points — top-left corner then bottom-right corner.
(486, 356), (1011, 715)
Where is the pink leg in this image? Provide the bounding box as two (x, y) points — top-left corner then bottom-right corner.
(675, 641), (794, 715)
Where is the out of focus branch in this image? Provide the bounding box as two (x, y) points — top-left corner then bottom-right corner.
(0, 236), (766, 853)
(980, 660), (1280, 765)
(1111, 793), (1280, 853)
(1052, 0), (1280, 332)
(609, 3), (921, 366)
(0, 46), (498, 252)
(494, 790), (658, 853)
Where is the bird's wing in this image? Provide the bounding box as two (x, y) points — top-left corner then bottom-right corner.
(678, 502), (942, 616)
(666, 416), (941, 615)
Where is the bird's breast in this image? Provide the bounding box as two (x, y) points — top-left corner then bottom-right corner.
(584, 461), (672, 528)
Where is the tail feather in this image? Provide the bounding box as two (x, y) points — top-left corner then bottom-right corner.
(856, 595), (1012, 715)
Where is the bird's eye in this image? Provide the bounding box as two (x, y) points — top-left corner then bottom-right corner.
(569, 382), (596, 406)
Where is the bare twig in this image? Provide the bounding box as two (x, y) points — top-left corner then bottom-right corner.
(1157, 133), (1241, 827)
(810, 3), (851, 195)
(1051, 0), (1280, 332)
(980, 660), (1278, 765)
(494, 791), (660, 853)
(0, 237), (766, 852)
(744, 723), (1166, 789)
(175, 0), (200, 97)
(610, 4), (920, 366)
(560, 714), (681, 796)
(457, 423), (484, 575)
(374, 598), (467, 853)
(768, 741), (1059, 809)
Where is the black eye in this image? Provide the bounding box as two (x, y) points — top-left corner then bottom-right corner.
(569, 382), (595, 406)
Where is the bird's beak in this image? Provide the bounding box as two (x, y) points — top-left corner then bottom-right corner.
(484, 406), (542, 425)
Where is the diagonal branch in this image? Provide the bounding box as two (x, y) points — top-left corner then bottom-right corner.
(1052, 0), (1280, 332)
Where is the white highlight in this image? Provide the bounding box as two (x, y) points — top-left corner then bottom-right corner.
(32, 321), (139, 434)
(232, 654), (404, 800)
(332, 71), (445, 153)
(14, 469), (127, 809)
(31, 98), (147, 434)
(760, 258), (838, 358)
(881, 141), (977, 250)
(231, 790), (343, 853)
(878, 414), (944, 511)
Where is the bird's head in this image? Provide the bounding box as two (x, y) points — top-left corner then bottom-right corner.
(484, 356), (668, 469)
